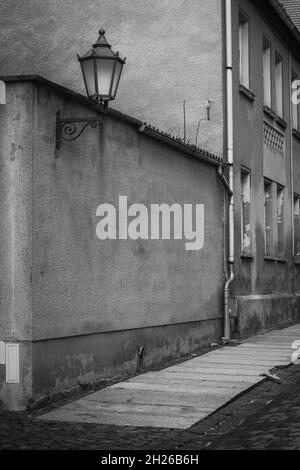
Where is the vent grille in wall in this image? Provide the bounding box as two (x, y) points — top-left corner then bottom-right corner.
(263, 122), (285, 154)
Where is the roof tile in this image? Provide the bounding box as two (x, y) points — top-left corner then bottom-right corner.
(280, 0), (300, 31)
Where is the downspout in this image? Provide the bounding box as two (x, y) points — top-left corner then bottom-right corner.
(289, 51), (295, 290)
(224, 0), (235, 342)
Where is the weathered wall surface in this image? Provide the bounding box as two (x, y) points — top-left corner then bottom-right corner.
(0, 0), (224, 156)
(292, 135), (300, 195)
(0, 82), (33, 341)
(292, 52), (300, 195)
(32, 319), (222, 397)
(0, 79), (225, 407)
(31, 81), (224, 340)
(0, 83), (33, 408)
(0, 342), (32, 411)
(237, 294), (300, 339)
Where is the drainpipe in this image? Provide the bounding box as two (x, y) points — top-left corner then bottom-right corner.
(289, 51), (295, 289)
(224, 0), (235, 342)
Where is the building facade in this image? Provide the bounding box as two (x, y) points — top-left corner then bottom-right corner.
(0, 0), (300, 410)
(231, 0), (300, 336)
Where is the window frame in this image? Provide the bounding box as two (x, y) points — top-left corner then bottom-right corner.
(264, 179), (273, 256)
(239, 10), (250, 90)
(263, 37), (272, 108)
(241, 168), (252, 255)
(292, 70), (299, 132)
(294, 194), (300, 257)
(276, 184), (285, 258)
(275, 51), (284, 118)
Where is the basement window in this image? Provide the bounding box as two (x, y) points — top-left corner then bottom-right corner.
(263, 39), (271, 108)
(276, 185), (284, 257)
(264, 180), (273, 256)
(239, 11), (250, 89)
(275, 52), (283, 118)
(241, 169), (251, 254)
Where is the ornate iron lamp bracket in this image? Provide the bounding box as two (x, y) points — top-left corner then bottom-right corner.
(56, 111), (103, 149)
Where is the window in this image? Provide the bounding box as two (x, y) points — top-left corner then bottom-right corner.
(241, 169), (251, 254)
(275, 52), (283, 117)
(292, 71), (299, 131)
(263, 39), (271, 108)
(294, 195), (300, 256)
(239, 11), (250, 89)
(276, 185), (284, 257)
(264, 180), (285, 258)
(264, 180), (273, 255)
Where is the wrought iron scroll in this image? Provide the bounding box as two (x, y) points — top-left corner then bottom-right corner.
(56, 111), (103, 149)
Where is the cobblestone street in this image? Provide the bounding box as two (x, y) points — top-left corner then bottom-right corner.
(0, 363), (299, 450)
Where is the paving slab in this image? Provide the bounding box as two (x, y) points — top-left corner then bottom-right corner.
(200, 349), (290, 357)
(168, 367), (267, 376)
(62, 400), (215, 416)
(40, 408), (199, 428)
(83, 389), (234, 408)
(238, 343), (293, 349)
(109, 381), (251, 393)
(129, 372), (260, 383)
(39, 323), (299, 429)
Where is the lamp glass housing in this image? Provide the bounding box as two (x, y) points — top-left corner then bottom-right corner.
(78, 29), (125, 104)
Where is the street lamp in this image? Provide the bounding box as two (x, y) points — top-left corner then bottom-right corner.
(78, 28), (126, 111)
(56, 28), (125, 149)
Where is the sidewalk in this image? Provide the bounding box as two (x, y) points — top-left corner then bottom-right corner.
(38, 324), (300, 429)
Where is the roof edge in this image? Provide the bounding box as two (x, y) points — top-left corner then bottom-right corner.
(270, 0), (300, 40)
(0, 74), (223, 167)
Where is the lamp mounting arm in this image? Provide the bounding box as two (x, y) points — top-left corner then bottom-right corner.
(56, 111), (103, 150)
